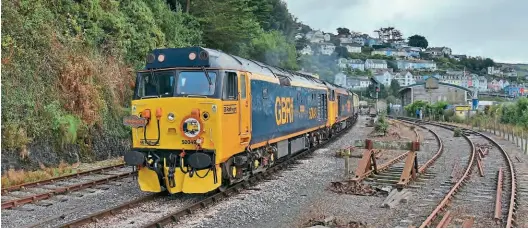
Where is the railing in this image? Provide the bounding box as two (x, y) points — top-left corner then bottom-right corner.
(401, 113), (528, 155)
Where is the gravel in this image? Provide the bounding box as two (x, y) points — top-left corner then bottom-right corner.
(476, 130), (528, 228)
(1, 168), (148, 228)
(377, 124), (472, 228)
(165, 116), (377, 228)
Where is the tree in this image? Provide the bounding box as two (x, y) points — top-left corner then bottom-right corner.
(389, 79), (401, 96)
(249, 30), (298, 70)
(334, 46), (350, 58)
(408, 35), (428, 49)
(189, 0), (262, 56)
(336, 27), (351, 36)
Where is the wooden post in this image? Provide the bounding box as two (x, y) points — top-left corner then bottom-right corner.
(522, 131), (525, 152)
(344, 155), (350, 177)
(525, 133), (528, 155)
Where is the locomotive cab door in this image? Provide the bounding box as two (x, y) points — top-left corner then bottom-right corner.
(238, 72), (251, 144)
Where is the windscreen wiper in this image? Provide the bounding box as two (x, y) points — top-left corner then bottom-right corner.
(201, 66), (213, 86)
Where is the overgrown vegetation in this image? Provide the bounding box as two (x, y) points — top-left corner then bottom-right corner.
(375, 115), (389, 135)
(1, 0), (303, 168)
(453, 128), (462, 137)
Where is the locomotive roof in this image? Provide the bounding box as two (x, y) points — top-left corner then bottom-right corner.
(143, 47), (330, 90)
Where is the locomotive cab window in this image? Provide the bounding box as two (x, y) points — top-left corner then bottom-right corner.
(224, 72), (238, 100)
(137, 70), (175, 99)
(240, 73), (247, 99)
(177, 71), (217, 96)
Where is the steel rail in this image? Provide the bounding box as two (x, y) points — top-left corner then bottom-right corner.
(1, 163), (126, 194)
(1, 170), (135, 210)
(396, 117), (517, 228)
(142, 117), (358, 228)
(56, 117), (360, 228)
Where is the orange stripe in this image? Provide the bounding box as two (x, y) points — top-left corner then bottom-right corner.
(250, 124), (327, 149)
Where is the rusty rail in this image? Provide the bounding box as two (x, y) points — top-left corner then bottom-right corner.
(494, 168), (503, 222)
(1, 163), (126, 194)
(396, 117), (518, 228)
(394, 120), (477, 228)
(352, 151), (409, 182)
(436, 210), (453, 228)
(1, 170), (135, 210)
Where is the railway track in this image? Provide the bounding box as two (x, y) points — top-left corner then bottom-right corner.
(396, 117), (517, 228)
(357, 120), (444, 190)
(51, 118), (359, 228)
(1, 163), (135, 210)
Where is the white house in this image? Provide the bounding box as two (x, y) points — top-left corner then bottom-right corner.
(306, 30), (325, 43)
(319, 43), (336, 55)
(337, 59), (365, 71)
(424, 47), (452, 57)
(396, 60), (437, 71)
(348, 59), (365, 71)
(341, 43), (362, 53)
(374, 70), (393, 86)
(365, 59), (388, 69)
(393, 71), (415, 86)
(299, 45), (313, 55)
(478, 76), (488, 92)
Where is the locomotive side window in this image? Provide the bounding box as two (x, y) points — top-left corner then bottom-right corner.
(240, 74), (247, 99)
(224, 72), (238, 100)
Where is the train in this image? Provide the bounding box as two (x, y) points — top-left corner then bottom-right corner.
(123, 47), (359, 194)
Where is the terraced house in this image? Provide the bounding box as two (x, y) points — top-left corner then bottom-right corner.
(365, 59), (388, 70)
(395, 60), (437, 71)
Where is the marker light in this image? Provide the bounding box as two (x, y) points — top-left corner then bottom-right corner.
(196, 138), (203, 144)
(167, 113), (175, 121)
(157, 54), (165, 62)
(189, 52), (197, 60)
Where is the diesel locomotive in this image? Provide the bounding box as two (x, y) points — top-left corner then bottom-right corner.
(123, 47), (359, 194)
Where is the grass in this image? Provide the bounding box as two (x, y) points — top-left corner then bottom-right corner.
(1, 157), (124, 189)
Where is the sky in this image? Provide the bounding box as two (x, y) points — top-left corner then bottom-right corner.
(284, 0), (528, 64)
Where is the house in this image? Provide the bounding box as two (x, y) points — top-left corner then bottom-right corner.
(306, 30), (326, 43)
(348, 59), (365, 71)
(395, 60), (437, 71)
(346, 76), (371, 89)
(401, 47), (421, 58)
(374, 70), (393, 86)
(352, 36), (366, 46)
(365, 59), (388, 69)
(487, 66), (502, 76)
(425, 47), (452, 57)
(477, 76), (488, 92)
(504, 69), (518, 77)
(319, 43), (336, 55)
(341, 43), (362, 53)
(488, 79), (500, 92)
(299, 45), (313, 55)
(366, 38), (382, 47)
(295, 33), (304, 40)
(337, 59), (365, 71)
(339, 37), (354, 44)
(414, 74), (425, 84)
(504, 85), (521, 97)
(372, 48), (394, 57)
(393, 71), (415, 86)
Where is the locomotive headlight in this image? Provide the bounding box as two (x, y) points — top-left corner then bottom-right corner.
(167, 112), (175, 122)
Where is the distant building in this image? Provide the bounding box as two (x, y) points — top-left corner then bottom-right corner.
(393, 71), (415, 86)
(341, 43), (362, 53)
(424, 47), (452, 57)
(299, 45), (313, 55)
(374, 70), (393, 86)
(395, 60), (437, 71)
(319, 43), (336, 55)
(400, 77), (473, 108)
(365, 59), (388, 70)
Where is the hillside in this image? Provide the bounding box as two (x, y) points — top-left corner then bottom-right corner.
(1, 0), (301, 171)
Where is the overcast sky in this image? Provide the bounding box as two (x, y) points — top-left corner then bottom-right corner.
(284, 0), (528, 64)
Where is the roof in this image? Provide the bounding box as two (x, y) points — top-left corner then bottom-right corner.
(349, 59), (364, 64)
(143, 47), (332, 90)
(366, 59), (388, 64)
(398, 82), (473, 95)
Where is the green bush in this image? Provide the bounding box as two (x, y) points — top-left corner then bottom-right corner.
(453, 128), (462, 137)
(375, 115), (389, 135)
